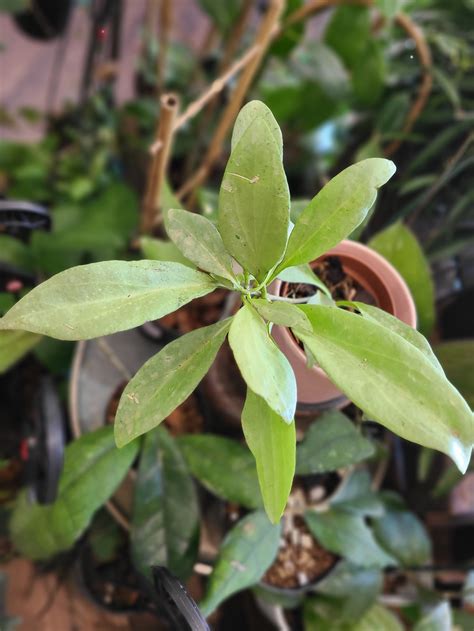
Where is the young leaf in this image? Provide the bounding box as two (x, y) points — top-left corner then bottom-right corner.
(0, 261), (217, 341)
(0, 329), (42, 374)
(199, 511), (281, 617)
(218, 115), (290, 280)
(297, 305), (473, 473)
(352, 302), (443, 373)
(115, 318), (231, 447)
(231, 100), (283, 157)
(242, 389), (296, 523)
(167, 208), (236, 282)
(304, 509), (396, 569)
(296, 411), (375, 475)
(10, 426), (138, 560)
(228, 303), (296, 423)
(275, 264), (332, 298)
(368, 222), (435, 336)
(131, 427), (199, 581)
(177, 434), (261, 509)
(372, 510), (431, 567)
(252, 298), (312, 333)
(277, 159), (395, 272)
(140, 236), (195, 267)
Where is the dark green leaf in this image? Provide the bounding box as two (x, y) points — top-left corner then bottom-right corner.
(131, 427), (199, 580)
(200, 511), (281, 616)
(434, 340), (474, 408)
(296, 411), (375, 475)
(115, 319), (231, 446)
(373, 510), (431, 567)
(0, 330), (42, 374)
(10, 427), (138, 560)
(177, 434), (261, 509)
(330, 470), (385, 517)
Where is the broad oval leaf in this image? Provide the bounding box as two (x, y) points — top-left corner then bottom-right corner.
(231, 100), (283, 157)
(140, 236), (194, 267)
(296, 411), (375, 475)
(354, 604), (404, 631)
(200, 511), (281, 617)
(242, 389), (296, 523)
(131, 427), (199, 581)
(177, 433), (261, 509)
(252, 298), (312, 333)
(218, 115), (290, 280)
(368, 222), (435, 337)
(167, 209), (236, 282)
(0, 261), (217, 341)
(228, 303), (296, 423)
(353, 302), (443, 373)
(434, 340), (474, 408)
(298, 305), (473, 473)
(278, 159), (395, 272)
(372, 510), (431, 567)
(10, 426), (138, 560)
(330, 470), (384, 518)
(115, 318), (231, 447)
(0, 329), (42, 374)
(304, 509), (396, 569)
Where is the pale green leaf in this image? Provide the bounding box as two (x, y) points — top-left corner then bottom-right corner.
(231, 100), (282, 157)
(242, 389), (296, 523)
(167, 208), (236, 282)
(372, 510), (431, 567)
(275, 264), (332, 298)
(219, 115), (290, 280)
(354, 604), (404, 631)
(434, 340), (474, 408)
(369, 222), (435, 336)
(10, 426), (138, 560)
(115, 319), (231, 446)
(228, 303), (296, 422)
(296, 411), (375, 475)
(200, 511), (281, 616)
(298, 305), (473, 472)
(305, 509), (396, 568)
(0, 261), (217, 340)
(414, 602), (452, 631)
(252, 298), (312, 333)
(353, 302), (443, 373)
(131, 427), (199, 581)
(139, 236), (194, 267)
(278, 159), (395, 272)
(0, 330), (42, 374)
(177, 434), (261, 509)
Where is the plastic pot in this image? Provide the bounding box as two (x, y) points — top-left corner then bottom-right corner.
(271, 240), (417, 412)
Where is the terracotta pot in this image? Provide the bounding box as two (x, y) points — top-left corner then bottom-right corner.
(271, 240), (417, 412)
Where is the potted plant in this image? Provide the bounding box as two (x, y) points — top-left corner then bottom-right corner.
(0, 100), (471, 531)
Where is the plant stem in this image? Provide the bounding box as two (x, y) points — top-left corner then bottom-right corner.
(267, 294), (310, 304)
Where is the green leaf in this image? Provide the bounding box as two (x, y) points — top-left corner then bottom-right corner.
(434, 340), (474, 408)
(298, 305), (473, 473)
(252, 299), (312, 333)
(197, 0), (242, 33)
(352, 302), (443, 373)
(219, 110), (290, 280)
(242, 389), (296, 523)
(330, 470), (384, 517)
(115, 319), (231, 446)
(10, 426), (138, 560)
(296, 411), (375, 475)
(0, 261), (217, 340)
(0, 330), (42, 374)
(275, 264), (332, 298)
(228, 303), (296, 422)
(167, 209), (236, 282)
(278, 159), (396, 272)
(369, 222), (435, 336)
(231, 100), (282, 157)
(353, 604), (404, 631)
(131, 427), (199, 581)
(139, 236), (194, 267)
(372, 509), (431, 567)
(414, 602), (452, 631)
(304, 509), (396, 568)
(200, 511), (281, 616)
(177, 434), (261, 509)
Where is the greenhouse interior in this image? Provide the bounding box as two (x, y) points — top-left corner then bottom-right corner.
(0, 0), (473, 629)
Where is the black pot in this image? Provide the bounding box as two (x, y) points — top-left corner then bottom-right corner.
(14, 0), (73, 40)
